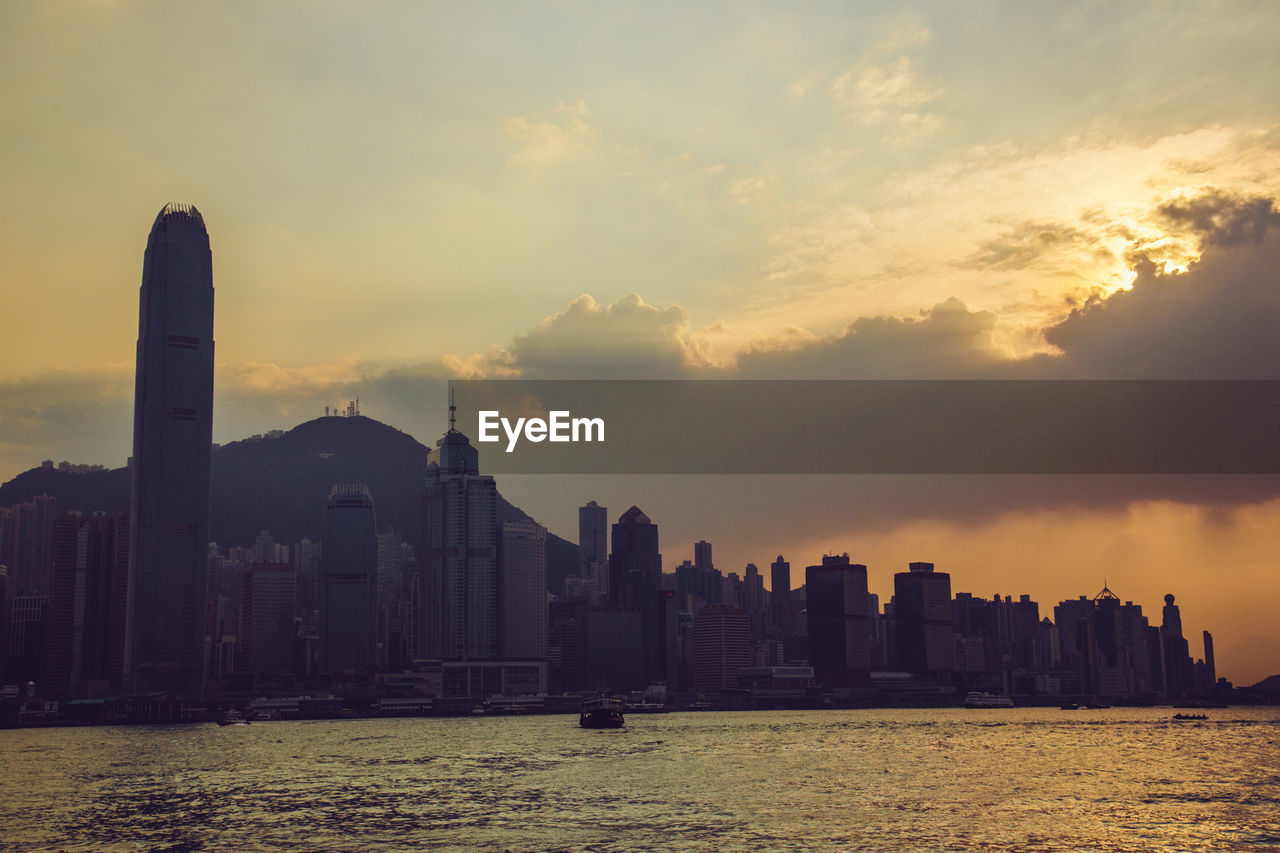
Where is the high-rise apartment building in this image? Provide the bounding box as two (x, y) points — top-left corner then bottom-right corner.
(125, 203), (215, 697)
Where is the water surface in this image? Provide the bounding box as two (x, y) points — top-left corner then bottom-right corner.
(2, 707), (1278, 851)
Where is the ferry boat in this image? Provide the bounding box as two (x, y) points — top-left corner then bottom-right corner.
(963, 691), (1014, 708)
(579, 695), (624, 729)
(217, 709), (250, 726)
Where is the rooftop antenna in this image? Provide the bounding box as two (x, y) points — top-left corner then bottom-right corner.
(448, 387), (457, 433)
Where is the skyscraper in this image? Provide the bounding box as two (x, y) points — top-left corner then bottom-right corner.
(1161, 593), (1193, 699)
(577, 500), (608, 600)
(319, 485), (378, 674)
(893, 561), (954, 675)
(125, 203), (214, 697)
(417, 419), (498, 661)
(770, 555), (791, 636)
(45, 512), (129, 698)
(500, 519), (547, 659)
(578, 501), (607, 571)
(609, 507), (661, 606)
(805, 554), (871, 688)
(608, 507), (672, 687)
(692, 604), (752, 691)
(240, 561), (296, 677)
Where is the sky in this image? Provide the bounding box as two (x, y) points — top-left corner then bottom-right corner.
(2, 2), (1278, 683)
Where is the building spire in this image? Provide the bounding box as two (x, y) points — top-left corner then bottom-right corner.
(448, 387), (457, 434)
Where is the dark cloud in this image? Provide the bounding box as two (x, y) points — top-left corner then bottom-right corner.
(734, 297), (1006, 378)
(1154, 188), (1280, 248)
(0, 368), (135, 478)
(1046, 192), (1280, 378)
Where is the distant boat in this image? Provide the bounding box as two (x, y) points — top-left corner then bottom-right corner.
(217, 709), (249, 726)
(625, 701), (669, 714)
(579, 695), (624, 729)
(1172, 713), (1208, 721)
(1060, 703), (1080, 710)
(963, 691), (1014, 708)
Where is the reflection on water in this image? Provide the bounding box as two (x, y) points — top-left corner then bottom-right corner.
(2, 708), (1279, 852)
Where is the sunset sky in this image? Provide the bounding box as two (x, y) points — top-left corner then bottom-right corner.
(2, 3), (1278, 682)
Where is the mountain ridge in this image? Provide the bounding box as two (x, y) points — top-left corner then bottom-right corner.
(0, 415), (580, 592)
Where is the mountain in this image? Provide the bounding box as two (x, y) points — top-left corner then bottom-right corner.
(1250, 675), (1280, 693)
(0, 416), (581, 592)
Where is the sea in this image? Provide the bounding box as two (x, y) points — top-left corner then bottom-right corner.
(2, 707), (1278, 852)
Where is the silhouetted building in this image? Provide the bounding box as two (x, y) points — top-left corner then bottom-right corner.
(692, 604), (752, 691)
(44, 513), (129, 698)
(893, 561), (953, 675)
(694, 540), (713, 573)
(500, 519), (546, 660)
(770, 555), (791, 636)
(319, 485), (378, 674)
(125, 203), (215, 698)
(417, 421), (498, 661)
(1202, 630), (1216, 690)
(3, 495), (57, 595)
(805, 555), (871, 688)
(1161, 593), (1193, 699)
(584, 605), (645, 691)
(608, 506), (671, 688)
(609, 507), (662, 606)
(578, 501), (607, 599)
(240, 562), (295, 677)
(4, 593), (49, 687)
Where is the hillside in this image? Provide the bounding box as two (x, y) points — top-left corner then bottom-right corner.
(0, 416), (580, 592)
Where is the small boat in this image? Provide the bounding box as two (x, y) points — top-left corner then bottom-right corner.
(964, 691), (1014, 708)
(1172, 713), (1208, 721)
(579, 695), (624, 729)
(217, 709), (249, 726)
(1060, 703), (1080, 710)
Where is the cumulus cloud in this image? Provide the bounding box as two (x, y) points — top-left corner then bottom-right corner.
(734, 297), (1005, 378)
(501, 293), (710, 378)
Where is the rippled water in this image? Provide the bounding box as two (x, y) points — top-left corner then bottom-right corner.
(2, 707), (1278, 852)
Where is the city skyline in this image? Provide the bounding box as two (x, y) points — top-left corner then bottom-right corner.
(1, 4), (1278, 687)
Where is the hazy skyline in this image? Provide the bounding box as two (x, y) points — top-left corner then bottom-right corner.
(2, 3), (1278, 682)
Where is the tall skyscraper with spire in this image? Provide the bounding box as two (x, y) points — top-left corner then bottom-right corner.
(417, 395), (498, 660)
(125, 203), (214, 697)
